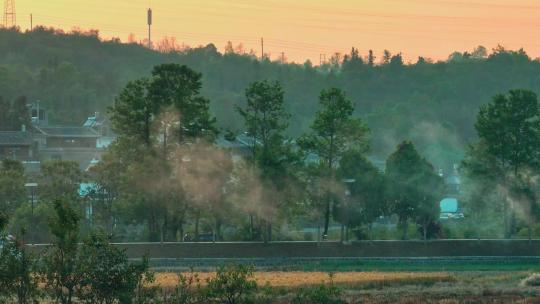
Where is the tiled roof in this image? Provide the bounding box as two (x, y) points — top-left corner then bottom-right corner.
(0, 131), (32, 146)
(35, 126), (100, 137)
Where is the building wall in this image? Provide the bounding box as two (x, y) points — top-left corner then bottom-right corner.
(39, 148), (103, 170)
(116, 240), (540, 259)
(27, 240), (540, 259)
(0, 145), (32, 160)
(46, 137), (97, 149)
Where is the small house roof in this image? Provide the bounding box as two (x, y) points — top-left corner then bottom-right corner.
(0, 131), (32, 146)
(35, 126), (100, 138)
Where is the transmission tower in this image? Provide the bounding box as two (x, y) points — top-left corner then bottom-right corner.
(3, 0), (16, 28)
(147, 8), (152, 49)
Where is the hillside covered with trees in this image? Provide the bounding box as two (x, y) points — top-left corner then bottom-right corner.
(1, 27), (539, 168)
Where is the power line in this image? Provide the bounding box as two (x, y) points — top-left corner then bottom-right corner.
(23, 10), (540, 64)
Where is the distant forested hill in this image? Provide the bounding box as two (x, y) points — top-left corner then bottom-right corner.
(1, 27), (539, 169)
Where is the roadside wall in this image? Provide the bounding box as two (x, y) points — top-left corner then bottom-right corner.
(104, 240), (540, 259)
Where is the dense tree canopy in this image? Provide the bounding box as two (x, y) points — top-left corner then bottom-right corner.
(464, 89), (540, 238)
(4, 27), (540, 243)
(385, 141), (444, 240)
(3, 28), (540, 168)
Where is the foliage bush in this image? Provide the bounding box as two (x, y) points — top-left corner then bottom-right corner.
(292, 274), (344, 304)
(0, 231), (40, 304)
(206, 264), (258, 304)
(521, 273), (540, 286)
(76, 232), (153, 304)
(40, 199), (156, 304)
(163, 270), (207, 304)
(9, 202), (55, 244)
(41, 199), (83, 304)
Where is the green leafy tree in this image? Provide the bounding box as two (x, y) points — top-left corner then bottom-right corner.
(236, 80), (295, 241)
(469, 89), (540, 238)
(299, 88), (369, 238)
(106, 64), (219, 242)
(367, 50), (375, 67)
(10, 202), (55, 244)
(336, 150), (386, 240)
(39, 160), (82, 202)
(385, 141), (444, 240)
(0, 232), (40, 304)
(87, 151), (124, 237)
(149, 64), (218, 142)
(109, 79), (155, 147)
(0, 96), (12, 131)
(461, 142), (505, 238)
(76, 232), (151, 304)
(237, 80), (292, 176)
(382, 50), (392, 64)
(42, 199), (83, 304)
(0, 159), (26, 217)
(342, 47), (364, 73)
(0, 211), (7, 231)
(9, 96), (31, 131)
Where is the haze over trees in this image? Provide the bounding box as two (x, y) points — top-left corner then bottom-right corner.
(3, 27), (540, 243)
(2, 28), (540, 168)
(463, 89), (540, 239)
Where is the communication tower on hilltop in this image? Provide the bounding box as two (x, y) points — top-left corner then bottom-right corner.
(3, 0), (16, 28)
(147, 8), (152, 49)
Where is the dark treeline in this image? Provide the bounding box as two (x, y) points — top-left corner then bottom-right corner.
(2, 28), (540, 167)
(4, 58), (540, 244)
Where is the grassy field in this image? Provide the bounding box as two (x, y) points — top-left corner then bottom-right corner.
(154, 271), (454, 289)
(154, 270), (540, 303)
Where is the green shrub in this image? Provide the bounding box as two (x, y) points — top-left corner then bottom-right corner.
(165, 270), (207, 304)
(206, 264), (258, 304)
(0, 231), (40, 304)
(77, 232), (153, 304)
(10, 202), (55, 244)
(126, 256), (156, 304)
(292, 274), (344, 304)
(41, 199), (83, 304)
(521, 273), (540, 287)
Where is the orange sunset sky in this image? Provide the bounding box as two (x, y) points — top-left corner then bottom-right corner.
(13, 0), (540, 63)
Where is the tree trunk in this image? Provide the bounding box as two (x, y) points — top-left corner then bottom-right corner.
(323, 197), (331, 239)
(179, 220), (184, 242)
(195, 211), (200, 242)
(168, 215), (178, 242)
(268, 222), (272, 242)
(423, 223), (427, 242)
(249, 214), (254, 241)
(215, 218), (222, 241)
(264, 221), (272, 243)
(148, 209), (159, 242)
(400, 218), (408, 240)
(160, 214), (167, 243)
(529, 224), (532, 244)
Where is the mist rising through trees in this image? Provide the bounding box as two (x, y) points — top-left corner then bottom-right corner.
(1, 28), (540, 168)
